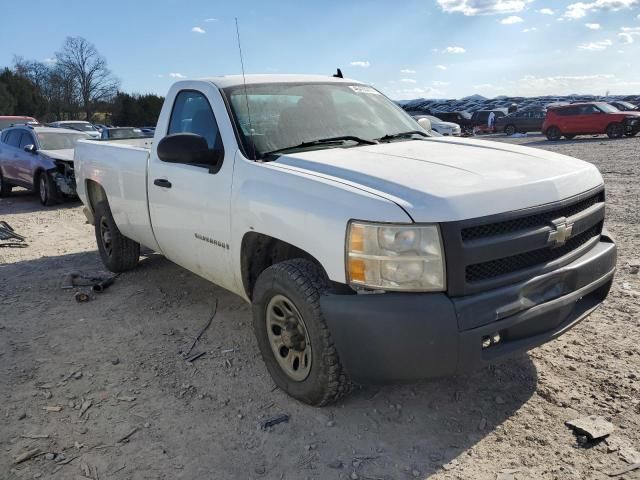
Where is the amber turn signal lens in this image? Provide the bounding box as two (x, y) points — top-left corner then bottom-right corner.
(348, 258), (365, 283)
(349, 223), (365, 253)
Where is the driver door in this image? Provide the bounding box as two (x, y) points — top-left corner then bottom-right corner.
(147, 87), (236, 291)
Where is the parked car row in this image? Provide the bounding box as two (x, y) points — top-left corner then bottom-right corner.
(0, 124), (87, 204)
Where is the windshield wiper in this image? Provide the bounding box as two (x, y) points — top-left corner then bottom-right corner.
(375, 130), (429, 142)
(262, 136), (377, 157)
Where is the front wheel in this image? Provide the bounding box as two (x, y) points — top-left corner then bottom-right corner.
(625, 131), (638, 137)
(37, 172), (59, 206)
(94, 200), (140, 272)
(545, 127), (562, 141)
(606, 123), (624, 139)
(504, 125), (516, 136)
(252, 259), (350, 406)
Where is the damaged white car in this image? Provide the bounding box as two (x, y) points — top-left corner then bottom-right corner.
(0, 125), (89, 205)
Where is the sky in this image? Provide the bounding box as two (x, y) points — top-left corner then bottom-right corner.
(1, 0), (639, 100)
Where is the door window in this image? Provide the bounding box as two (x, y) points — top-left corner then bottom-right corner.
(167, 90), (223, 151)
(19, 132), (35, 148)
(5, 130), (21, 147)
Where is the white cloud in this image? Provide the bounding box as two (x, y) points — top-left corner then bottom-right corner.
(585, 23), (601, 29)
(43, 57), (57, 64)
(436, 0), (532, 16)
(169, 72), (186, 79)
(538, 8), (555, 14)
(444, 46), (466, 53)
(564, 0), (639, 19)
(522, 27), (538, 31)
(204, 18), (217, 22)
(619, 27), (640, 42)
(517, 73), (616, 95)
(393, 87), (445, 99)
(578, 39), (613, 50)
(432, 81), (450, 86)
(400, 78), (417, 83)
(435, 64), (448, 70)
(350, 61), (370, 67)
(501, 15), (524, 24)
(473, 83), (495, 89)
(400, 69), (416, 74)
(191, 26), (206, 34)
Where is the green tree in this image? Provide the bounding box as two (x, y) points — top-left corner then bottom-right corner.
(0, 68), (46, 117)
(0, 81), (16, 115)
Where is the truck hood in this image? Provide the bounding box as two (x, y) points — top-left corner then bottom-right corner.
(272, 137), (603, 222)
(39, 149), (74, 162)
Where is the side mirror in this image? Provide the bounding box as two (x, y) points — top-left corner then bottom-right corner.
(417, 117), (432, 131)
(157, 133), (223, 170)
(24, 144), (37, 154)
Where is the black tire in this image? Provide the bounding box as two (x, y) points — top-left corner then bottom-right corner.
(545, 126), (562, 141)
(625, 131), (638, 137)
(0, 169), (13, 198)
(37, 171), (59, 206)
(252, 259), (350, 406)
(564, 134), (576, 140)
(504, 125), (516, 136)
(94, 200), (140, 272)
(606, 123), (624, 139)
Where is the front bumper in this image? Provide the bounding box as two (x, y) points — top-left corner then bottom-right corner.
(321, 236), (616, 382)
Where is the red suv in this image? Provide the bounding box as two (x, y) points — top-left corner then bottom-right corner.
(542, 102), (640, 140)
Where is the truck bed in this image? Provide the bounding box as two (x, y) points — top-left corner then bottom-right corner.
(74, 139), (159, 251)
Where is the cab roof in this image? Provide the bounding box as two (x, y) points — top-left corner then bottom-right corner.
(199, 74), (363, 89)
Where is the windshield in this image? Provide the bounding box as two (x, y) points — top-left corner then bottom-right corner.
(106, 128), (147, 139)
(616, 101), (638, 111)
(60, 123), (96, 132)
(223, 82), (423, 158)
(597, 103), (620, 113)
(37, 132), (88, 150)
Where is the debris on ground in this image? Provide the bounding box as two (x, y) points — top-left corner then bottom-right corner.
(566, 415), (615, 441)
(116, 427), (139, 443)
(607, 462), (640, 477)
(0, 220), (27, 247)
(13, 448), (41, 465)
(180, 300), (218, 359)
(260, 413), (290, 430)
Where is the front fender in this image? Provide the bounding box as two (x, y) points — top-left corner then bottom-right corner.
(230, 154), (412, 297)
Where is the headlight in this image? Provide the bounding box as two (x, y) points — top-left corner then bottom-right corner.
(346, 221), (446, 291)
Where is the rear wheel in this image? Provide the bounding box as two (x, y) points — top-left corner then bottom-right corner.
(0, 170), (13, 198)
(504, 125), (516, 136)
(625, 131), (637, 137)
(94, 200), (140, 272)
(545, 127), (562, 141)
(252, 259), (350, 406)
(37, 171), (59, 206)
(606, 123), (624, 139)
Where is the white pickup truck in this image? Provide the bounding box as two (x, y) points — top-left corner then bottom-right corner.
(74, 74), (616, 406)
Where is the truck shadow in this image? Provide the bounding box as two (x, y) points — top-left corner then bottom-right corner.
(0, 188), (82, 215)
(1, 250), (539, 479)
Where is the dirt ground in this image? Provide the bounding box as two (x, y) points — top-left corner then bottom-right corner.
(1, 133), (639, 480)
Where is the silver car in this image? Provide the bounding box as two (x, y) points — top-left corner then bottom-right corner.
(48, 120), (101, 139)
(0, 126), (88, 205)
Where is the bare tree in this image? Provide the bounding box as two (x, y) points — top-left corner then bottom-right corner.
(55, 37), (119, 120)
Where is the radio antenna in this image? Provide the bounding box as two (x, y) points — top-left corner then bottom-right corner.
(235, 17), (256, 160)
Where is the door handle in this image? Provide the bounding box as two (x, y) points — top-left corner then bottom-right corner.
(153, 178), (172, 188)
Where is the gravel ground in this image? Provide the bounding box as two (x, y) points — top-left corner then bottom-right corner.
(1, 133), (639, 480)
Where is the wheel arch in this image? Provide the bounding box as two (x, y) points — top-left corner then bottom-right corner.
(85, 179), (108, 218)
(240, 231), (331, 300)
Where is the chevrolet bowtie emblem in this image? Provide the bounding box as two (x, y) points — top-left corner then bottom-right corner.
(548, 217), (574, 248)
